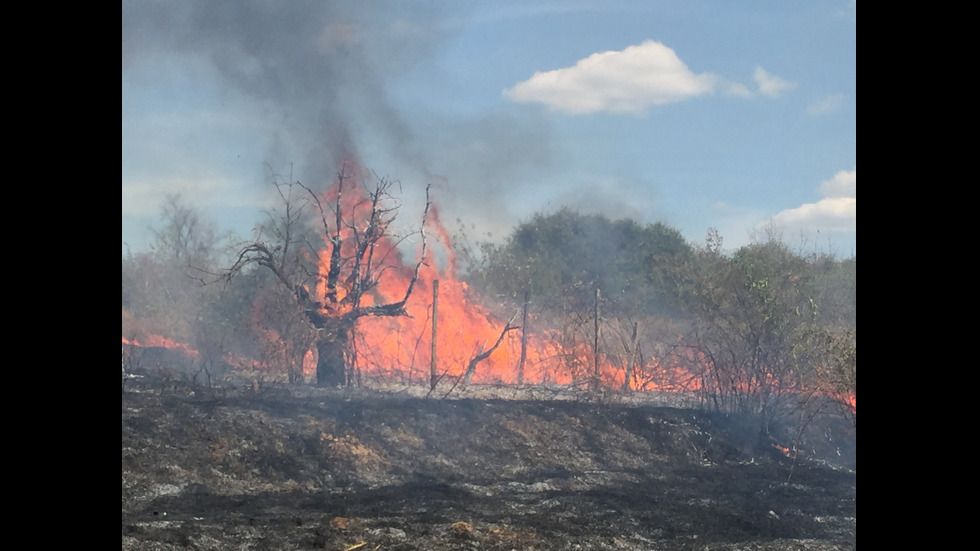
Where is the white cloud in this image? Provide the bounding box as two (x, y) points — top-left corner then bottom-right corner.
(818, 168), (856, 198)
(722, 80), (754, 98)
(807, 94), (846, 115)
(503, 40), (716, 114)
(771, 197), (856, 233)
(770, 169), (856, 234)
(753, 67), (796, 97)
(503, 42), (797, 112)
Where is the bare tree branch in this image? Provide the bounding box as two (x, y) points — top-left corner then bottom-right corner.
(456, 311), (521, 392)
(218, 166), (433, 386)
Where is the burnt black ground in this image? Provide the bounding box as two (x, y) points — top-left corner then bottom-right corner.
(122, 376), (855, 550)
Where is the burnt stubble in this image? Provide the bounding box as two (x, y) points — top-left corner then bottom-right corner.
(122, 377), (855, 550)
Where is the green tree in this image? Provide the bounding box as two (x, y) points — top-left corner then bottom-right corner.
(810, 255), (856, 326)
(464, 209), (693, 391)
(672, 234), (818, 427)
(472, 208), (690, 317)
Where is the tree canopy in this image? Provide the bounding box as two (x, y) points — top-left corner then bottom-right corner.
(470, 208), (692, 316)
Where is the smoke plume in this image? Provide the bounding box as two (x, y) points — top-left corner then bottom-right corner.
(122, 0), (555, 243)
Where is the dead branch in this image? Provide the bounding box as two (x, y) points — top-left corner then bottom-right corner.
(457, 312), (520, 391)
(217, 165), (434, 386)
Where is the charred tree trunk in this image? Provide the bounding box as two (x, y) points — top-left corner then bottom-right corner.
(315, 328), (349, 387)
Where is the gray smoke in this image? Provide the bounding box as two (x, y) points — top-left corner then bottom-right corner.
(122, 0), (557, 242)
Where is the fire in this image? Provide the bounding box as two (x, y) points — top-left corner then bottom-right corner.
(356, 271), (576, 385)
(122, 160), (850, 404)
(311, 168), (656, 387)
(344, 202), (578, 385)
(773, 443), (793, 457)
(122, 335), (199, 359)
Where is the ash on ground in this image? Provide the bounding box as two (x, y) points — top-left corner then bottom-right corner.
(122, 376), (855, 550)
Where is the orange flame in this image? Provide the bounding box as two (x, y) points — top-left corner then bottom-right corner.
(310, 167), (680, 387)
(126, 161), (851, 401)
(122, 335), (199, 359)
(773, 443), (793, 457)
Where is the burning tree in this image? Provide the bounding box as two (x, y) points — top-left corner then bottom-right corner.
(221, 163), (431, 387)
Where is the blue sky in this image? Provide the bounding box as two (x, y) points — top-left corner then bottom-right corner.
(122, 1), (856, 258)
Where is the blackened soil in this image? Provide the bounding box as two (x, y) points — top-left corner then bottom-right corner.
(122, 379), (855, 550)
